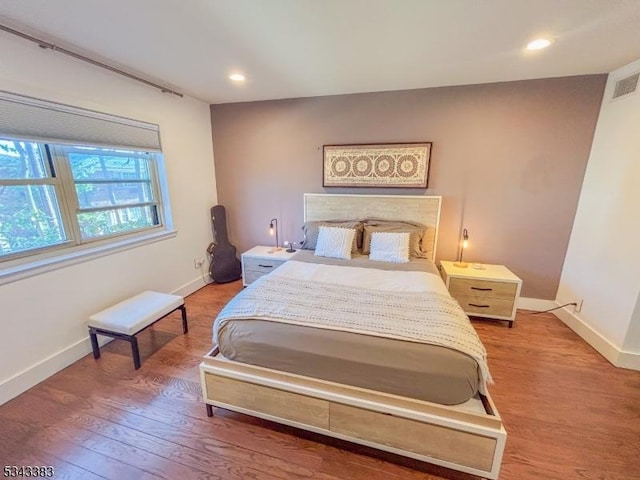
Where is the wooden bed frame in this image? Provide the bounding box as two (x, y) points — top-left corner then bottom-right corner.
(200, 194), (506, 479)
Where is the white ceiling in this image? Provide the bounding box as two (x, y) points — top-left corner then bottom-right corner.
(1, 0), (640, 104)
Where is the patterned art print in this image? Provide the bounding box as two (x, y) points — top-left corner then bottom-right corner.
(323, 143), (431, 188)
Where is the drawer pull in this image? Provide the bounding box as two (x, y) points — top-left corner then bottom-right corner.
(258, 264), (274, 268)
(471, 287), (493, 291)
(468, 303), (490, 308)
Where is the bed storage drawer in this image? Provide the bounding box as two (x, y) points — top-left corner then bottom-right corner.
(203, 372), (330, 429)
(330, 403), (496, 472)
(201, 350), (506, 480)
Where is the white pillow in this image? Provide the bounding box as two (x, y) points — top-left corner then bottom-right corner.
(369, 232), (410, 263)
(314, 226), (356, 260)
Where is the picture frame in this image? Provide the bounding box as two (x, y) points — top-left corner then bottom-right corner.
(323, 142), (432, 188)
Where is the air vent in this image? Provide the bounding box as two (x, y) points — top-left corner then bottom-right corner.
(612, 72), (639, 99)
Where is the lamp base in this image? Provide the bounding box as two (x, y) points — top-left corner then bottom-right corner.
(285, 247), (296, 253)
(453, 261), (468, 268)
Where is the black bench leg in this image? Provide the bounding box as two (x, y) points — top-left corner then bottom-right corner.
(180, 305), (188, 334)
(130, 336), (141, 370)
(206, 404), (214, 417)
(89, 329), (100, 359)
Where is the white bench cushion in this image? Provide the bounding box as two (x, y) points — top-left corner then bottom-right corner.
(89, 291), (184, 335)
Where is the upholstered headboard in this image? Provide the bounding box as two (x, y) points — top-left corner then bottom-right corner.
(303, 194), (441, 261)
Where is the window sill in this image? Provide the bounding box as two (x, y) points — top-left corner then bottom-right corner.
(0, 229), (177, 286)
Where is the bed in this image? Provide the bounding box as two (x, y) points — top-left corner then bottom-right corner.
(200, 194), (506, 479)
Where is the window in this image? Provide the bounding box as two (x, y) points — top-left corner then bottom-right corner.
(0, 140), (67, 256)
(0, 90), (169, 275)
(0, 137), (164, 261)
(59, 145), (161, 241)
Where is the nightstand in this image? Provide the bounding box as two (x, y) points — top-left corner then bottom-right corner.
(439, 261), (522, 327)
(241, 246), (297, 286)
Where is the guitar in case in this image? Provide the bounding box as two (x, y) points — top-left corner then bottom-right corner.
(208, 205), (242, 283)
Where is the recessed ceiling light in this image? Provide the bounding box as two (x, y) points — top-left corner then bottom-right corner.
(526, 38), (552, 51)
(229, 73), (245, 82)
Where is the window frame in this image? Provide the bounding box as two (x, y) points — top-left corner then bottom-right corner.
(51, 144), (165, 244)
(0, 141), (75, 261)
(0, 137), (167, 264)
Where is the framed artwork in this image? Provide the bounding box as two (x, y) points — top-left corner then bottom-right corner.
(323, 142), (432, 188)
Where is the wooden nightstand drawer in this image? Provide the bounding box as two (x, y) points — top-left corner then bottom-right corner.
(439, 261), (522, 326)
(243, 256), (284, 273)
(241, 246), (297, 286)
(452, 294), (515, 318)
(449, 278), (517, 300)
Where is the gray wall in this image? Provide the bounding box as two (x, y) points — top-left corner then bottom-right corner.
(210, 75), (606, 299)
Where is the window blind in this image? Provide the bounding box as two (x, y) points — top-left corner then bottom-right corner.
(0, 91), (161, 151)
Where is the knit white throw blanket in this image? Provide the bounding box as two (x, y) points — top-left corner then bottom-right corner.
(214, 276), (493, 394)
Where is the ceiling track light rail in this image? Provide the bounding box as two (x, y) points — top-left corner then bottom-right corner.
(0, 23), (184, 98)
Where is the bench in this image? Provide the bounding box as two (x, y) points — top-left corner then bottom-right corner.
(88, 291), (187, 369)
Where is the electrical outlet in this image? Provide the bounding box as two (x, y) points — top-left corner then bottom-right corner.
(575, 299), (584, 313)
(193, 258), (205, 269)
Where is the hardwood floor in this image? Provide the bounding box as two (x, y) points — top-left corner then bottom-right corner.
(1, 281), (639, 480)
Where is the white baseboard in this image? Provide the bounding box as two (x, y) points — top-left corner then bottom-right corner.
(617, 350), (640, 370)
(517, 297), (556, 312)
(553, 303), (640, 371)
(171, 275), (210, 298)
(0, 335), (106, 406)
(0, 275), (209, 406)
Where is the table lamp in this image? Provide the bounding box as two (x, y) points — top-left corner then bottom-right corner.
(269, 218), (281, 252)
(454, 228), (469, 268)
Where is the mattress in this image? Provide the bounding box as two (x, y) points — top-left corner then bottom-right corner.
(215, 251), (482, 405)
